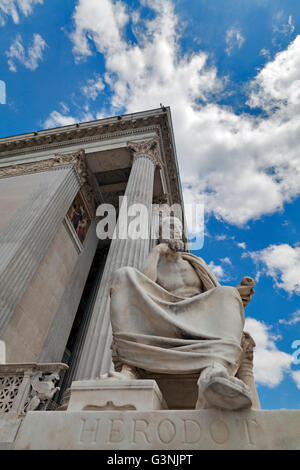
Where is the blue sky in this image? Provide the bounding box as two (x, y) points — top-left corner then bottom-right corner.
(1, 0), (300, 409)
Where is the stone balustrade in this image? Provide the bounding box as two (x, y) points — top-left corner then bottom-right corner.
(0, 363), (68, 418)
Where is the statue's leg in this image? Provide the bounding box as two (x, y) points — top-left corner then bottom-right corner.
(196, 361), (252, 410)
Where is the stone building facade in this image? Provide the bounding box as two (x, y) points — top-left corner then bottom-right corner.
(0, 107), (299, 450)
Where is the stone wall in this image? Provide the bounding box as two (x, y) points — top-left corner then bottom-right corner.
(3, 222), (78, 362)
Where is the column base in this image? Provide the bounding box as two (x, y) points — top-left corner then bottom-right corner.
(67, 379), (168, 411)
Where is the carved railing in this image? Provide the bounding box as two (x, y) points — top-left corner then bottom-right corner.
(0, 363), (68, 418)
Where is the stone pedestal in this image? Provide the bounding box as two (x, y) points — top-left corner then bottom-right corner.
(11, 409), (300, 450)
(67, 379), (167, 412)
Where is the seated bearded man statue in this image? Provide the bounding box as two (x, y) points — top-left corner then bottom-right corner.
(109, 217), (257, 410)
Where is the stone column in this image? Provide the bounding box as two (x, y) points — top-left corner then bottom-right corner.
(75, 138), (163, 379)
(150, 194), (170, 250)
(0, 150), (94, 337)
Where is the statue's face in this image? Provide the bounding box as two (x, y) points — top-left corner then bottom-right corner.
(160, 217), (183, 242)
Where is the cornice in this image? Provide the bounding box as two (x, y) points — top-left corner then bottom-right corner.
(0, 113), (182, 206)
(0, 122), (161, 158)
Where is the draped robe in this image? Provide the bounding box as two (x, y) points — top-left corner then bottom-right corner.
(110, 252), (244, 376)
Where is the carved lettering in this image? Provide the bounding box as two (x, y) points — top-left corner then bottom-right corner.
(107, 419), (124, 443)
(79, 418), (101, 444)
(157, 419), (176, 444)
(182, 419), (202, 444)
(209, 419), (229, 445)
(133, 419), (151, 444)
(244, 418), (259, 446)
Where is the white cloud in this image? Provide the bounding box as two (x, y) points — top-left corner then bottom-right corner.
(0, 0), (42, 25)
(43, 111), (78, 129)
(279, 310), (300, 326)
(237, 242), (246, 249)
(245, 317), (293, 388)
(6, 33), (46, 72)
(207, 261), (225, 281)
(291, 370), (300, 389)
(249, 244), (300, 295)
(215, 234), (227, 241)
(248, 36), (300, 112)
(45, 0), (300, 227)
(272, 11), (295, 37)
(81, 74), (105, 100)
(220, 256), (231, 265)
(71, 0), (128, 58)
(260, 48), (270, 58)
(43, 110), (95, 129)
(225, 27), (245, 56)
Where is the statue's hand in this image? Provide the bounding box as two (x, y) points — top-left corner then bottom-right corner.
(236, 276), (255, 307)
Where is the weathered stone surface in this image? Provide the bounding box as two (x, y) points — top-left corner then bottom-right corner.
(67, 379), (167, 411)
(13, 409), (300, 450)
(0, 418), (22, 450)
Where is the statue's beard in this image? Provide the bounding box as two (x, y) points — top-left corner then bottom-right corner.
(160, 238), (184, 252)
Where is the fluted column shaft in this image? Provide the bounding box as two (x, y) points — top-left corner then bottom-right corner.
(0, 167), (80, 336)
(75, 142), (161, 380)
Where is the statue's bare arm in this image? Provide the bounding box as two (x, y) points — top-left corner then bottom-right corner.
(141, 243), (169, 282)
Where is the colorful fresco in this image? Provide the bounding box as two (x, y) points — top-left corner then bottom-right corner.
(67, 192), (91, 244)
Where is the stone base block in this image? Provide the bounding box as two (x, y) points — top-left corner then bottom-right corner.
(67, 379), (168, 411)
(12, 409), (300, 450)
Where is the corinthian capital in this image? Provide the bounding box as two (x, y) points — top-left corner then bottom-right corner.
(54, 148), (88, 185)
(127, 138), (163, 168)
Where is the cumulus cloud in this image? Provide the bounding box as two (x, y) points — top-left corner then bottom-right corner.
(43, 110), (94, 129)
(43, 0), (300, 227)
(6, 33), (47, 72)
(43, 111), (78, 129)
(245, 317), (293, 388)
(0, 0), (42, 25)
(225, 27), (245, 56)
(71, 0), (128, 58)
(249, 244), (300, 295)
(248, 36), (300, 113)
(81, 74), (105, 100)
(207, 261), (226, 281)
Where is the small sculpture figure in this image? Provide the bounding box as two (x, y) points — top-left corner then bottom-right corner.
(26, 372), (60, 412)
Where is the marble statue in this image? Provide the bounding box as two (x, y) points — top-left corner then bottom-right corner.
(109, 217), (257, 411)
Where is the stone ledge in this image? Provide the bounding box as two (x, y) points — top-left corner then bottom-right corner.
(11, 409), (300, 450)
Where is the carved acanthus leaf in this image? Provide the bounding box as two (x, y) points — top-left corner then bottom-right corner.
(127, 138), (163, 168)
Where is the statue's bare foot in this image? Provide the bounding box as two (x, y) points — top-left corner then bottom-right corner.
(100, 365), (139, 381)
(196, 363), (252, 410)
